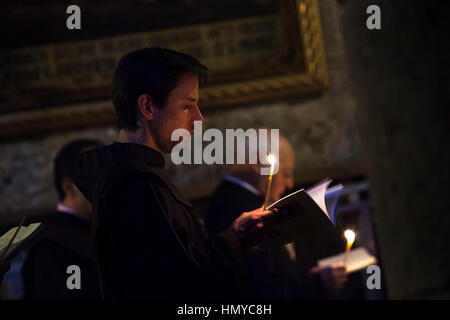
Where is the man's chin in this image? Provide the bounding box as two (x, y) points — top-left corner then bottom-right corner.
(168, 135), (192, 149)
(163, 141), (183, 154)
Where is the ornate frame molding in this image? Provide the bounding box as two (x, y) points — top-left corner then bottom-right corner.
(0, 0), (327, 141)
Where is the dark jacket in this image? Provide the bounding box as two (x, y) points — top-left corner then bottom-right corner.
(22, 212), (102, 300)
(65, 142), (249, 300)
(206, 179), (303, 299)
(205, 179), (264, 235)
(205, 179), (331, 300)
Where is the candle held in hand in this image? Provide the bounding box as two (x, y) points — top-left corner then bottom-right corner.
(263, 154), (276, 210)
(343, 229), (356, 267)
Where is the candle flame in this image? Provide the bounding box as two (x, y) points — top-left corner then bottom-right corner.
(267, 154), (276, 167)
(344, 229), (355, 244)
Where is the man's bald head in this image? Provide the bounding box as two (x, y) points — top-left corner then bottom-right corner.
(230, 129), (295, 202)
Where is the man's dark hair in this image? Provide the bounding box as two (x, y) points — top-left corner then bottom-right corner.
(112, 47), (209, 131)
(54, 138), (103, 200)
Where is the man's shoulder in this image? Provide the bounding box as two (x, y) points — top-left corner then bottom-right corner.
(102, 161), (193, 209)
(105, 170), (169, 208)
(116, 170), (166, 192)
(34, 211), (87, 226)
(25, 214), (95, 261)
(211, 179), (261, 206)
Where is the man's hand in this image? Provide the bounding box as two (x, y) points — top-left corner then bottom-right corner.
(0, 260), (11, 286)
(309, 262), (347, 298)
(230, 206), (277, 248)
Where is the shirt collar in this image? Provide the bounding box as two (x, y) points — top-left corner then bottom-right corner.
(56, 203), (86, 220)
(225, 175), (261, 196)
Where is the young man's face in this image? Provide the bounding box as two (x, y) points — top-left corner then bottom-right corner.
(150, 73), (203, 153)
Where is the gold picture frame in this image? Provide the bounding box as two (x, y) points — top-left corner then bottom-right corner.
(0, 0), (327, 141)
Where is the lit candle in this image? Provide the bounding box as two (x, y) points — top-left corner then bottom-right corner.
(263, 154), (276, 210)
(343, 229), (356, 266)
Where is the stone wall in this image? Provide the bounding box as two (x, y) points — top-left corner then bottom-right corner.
(0, 0), (363, 222)
(339, 0), (450, 299)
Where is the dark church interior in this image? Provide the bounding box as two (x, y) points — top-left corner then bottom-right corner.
(0, 0), (449, 308)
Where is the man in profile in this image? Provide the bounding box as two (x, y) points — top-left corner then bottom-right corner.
(22, 139), (103, 300)
(65, 47), (276, 299)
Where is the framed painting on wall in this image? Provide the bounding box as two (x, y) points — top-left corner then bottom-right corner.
(0, 0), (328, 140)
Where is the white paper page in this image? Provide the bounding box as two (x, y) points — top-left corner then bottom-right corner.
(317, 247), (377, 273)
(0, 223), (41, 258)
(267, 189), (303, 210)
(306, 179), (332, 219)
(324, 184), (344, 225)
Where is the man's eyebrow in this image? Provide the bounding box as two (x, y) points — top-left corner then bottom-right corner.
(183, 96), (199, 102)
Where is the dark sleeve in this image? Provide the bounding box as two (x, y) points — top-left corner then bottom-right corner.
(198, 228), (251, 297)
(100, 175), (247, 299)
(205, 186), (253, 236)
(297, 273), (327, 300)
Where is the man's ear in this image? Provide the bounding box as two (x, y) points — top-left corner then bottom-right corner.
(137, 94), (155, 121)
(61, 177), (76, 197)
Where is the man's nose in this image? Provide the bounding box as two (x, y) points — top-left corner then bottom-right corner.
(194, 105), (203, 123)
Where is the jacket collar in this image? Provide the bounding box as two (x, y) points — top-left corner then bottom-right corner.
(111, 142), (192, 208)
(112, 141), (165, 168)
(66, 141), (193, 208)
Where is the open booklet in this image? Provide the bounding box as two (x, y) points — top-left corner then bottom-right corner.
(0, 222), (44, 261)
(261, 179), (378, 275)
(272, 178), (344, 226)
(261, 178), (344, 249)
